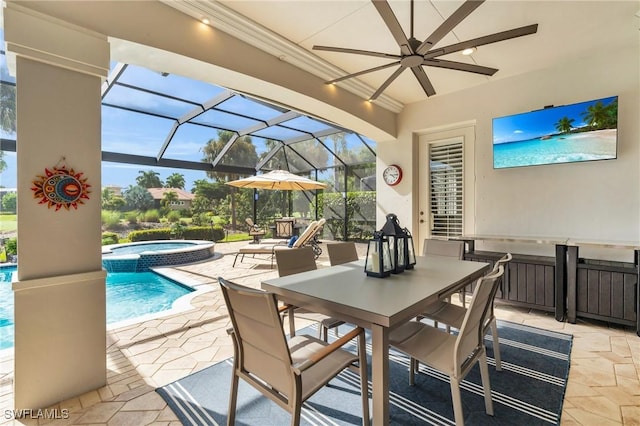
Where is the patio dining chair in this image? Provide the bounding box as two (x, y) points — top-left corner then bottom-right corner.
(245, 217), (266, 243)
(422, 238), (467, 317)
(420, 253), (512, 371)
(326, 241), (359, 266)
(275, 246), (345, 341)
(274, 218), (295, 239)
(389, 265), (504, 426)
(219, 277), (370, 426)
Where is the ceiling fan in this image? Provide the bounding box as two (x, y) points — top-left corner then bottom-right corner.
(313, 0), (538, 101)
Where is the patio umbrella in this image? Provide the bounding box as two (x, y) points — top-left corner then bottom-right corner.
(226, 170), (328, 191)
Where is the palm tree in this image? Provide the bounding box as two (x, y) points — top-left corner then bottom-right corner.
(201, 130), (258, 230)
(164, 173), (185, 189)
(581, 101), (609, 130)
(161, 190), (179, 209)
(136, 170), (163, 188)
(603, 98), (618, 129)
(555, 117), (574, 134)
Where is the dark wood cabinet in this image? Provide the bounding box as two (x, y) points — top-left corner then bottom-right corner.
(457, 236), (639, 336)
(571, 258), (637, 326)
(464, 251), (555, 312)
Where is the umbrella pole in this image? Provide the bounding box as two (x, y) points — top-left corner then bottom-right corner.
(253, 189), (258, 223)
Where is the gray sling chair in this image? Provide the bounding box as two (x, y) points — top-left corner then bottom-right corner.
(389, 265), (504, 426)
(219, 277), (370, 426)
(326, 241), (359, 266)
(420, 253), (512, 371)
(275, 246), (345, 341)
(422, 238), (467, 307)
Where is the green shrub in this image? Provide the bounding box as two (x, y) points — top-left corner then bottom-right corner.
(124, 211), (138, 224)
(128, 225), (225, 242)
(127, 229), (172, 242)
(142, 209), (161, 223)
(212, 215), (228, 227)
(191, 212), (215, 226)
(167, 210), (181, 223)
(315, 191), (376, 241)
(101, 232), (119, 245)
(5, 238), (17, 256)
(170, 221), (185, 239)
(182, 226), (225, 241)
(101, 210), (122, 230)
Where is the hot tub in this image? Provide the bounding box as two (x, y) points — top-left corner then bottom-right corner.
(102, 240), (216, 272)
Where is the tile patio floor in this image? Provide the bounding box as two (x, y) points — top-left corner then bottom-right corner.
(0, 241), (638, 425)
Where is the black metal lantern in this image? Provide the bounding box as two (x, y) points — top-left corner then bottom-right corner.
(381, 213), (407, 274)
(364, 231), (393, 278)
(404, 227), (417, 270)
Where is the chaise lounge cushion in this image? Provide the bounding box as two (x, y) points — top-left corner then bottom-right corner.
(233, 219), (325, 267)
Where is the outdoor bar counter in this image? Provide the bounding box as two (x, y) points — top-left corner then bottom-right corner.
(453, 235), (640, 336)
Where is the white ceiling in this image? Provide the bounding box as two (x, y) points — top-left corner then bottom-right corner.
(165, 0), (639, 109)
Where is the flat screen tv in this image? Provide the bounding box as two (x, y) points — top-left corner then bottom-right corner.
(492, 95), (618, 169)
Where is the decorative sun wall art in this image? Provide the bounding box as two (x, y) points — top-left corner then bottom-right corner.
(31, 159), (91, 211)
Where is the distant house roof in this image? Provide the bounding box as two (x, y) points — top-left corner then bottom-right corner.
(147, 188), (195, 201)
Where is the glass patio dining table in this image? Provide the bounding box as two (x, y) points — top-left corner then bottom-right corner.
(261, 255), (490, 425)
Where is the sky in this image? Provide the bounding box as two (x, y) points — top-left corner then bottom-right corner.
(0, 41), (373, 194)
(492, 96), (617, 144)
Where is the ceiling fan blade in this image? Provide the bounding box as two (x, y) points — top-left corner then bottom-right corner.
(313, 45), (401, 60)
(424, 24), (538, 59)
(369, 66), (406, 100)
(423, 59), (498, 76)
(410, 66), (436, 97)
(372, 0), (413, 55)
(326, 61), (401, 84)
(417, 0), (485, 55)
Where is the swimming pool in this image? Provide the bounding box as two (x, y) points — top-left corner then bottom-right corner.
(102, 240), (216, 272)
(0, 265), (194, 350)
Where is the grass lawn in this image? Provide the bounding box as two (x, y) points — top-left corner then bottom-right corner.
(0, 214), (17, 233)
(219, 232), (253, 243)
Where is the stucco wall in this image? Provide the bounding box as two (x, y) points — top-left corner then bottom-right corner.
(379, 44), (639, 260)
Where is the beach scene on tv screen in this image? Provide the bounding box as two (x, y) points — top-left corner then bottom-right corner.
(493, 96), (618, 169)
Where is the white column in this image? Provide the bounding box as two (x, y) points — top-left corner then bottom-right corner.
(4, 3), (109, 409)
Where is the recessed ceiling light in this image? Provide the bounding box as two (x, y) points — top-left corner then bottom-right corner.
(461, 47), (476, 56)
(201, 17), (211, 25)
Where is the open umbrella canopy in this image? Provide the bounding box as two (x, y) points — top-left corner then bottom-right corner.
(226, 170), (328, 191)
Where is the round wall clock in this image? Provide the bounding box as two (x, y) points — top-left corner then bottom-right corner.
(382, 164), (403, 186)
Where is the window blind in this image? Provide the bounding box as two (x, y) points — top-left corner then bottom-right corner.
(429, 140), (463, 237)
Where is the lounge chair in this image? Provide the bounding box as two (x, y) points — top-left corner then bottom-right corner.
(233, 219), (325, 268)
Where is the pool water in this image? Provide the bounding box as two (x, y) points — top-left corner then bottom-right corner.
(0, 266), (193, 350)
(104, 242), (196, 256)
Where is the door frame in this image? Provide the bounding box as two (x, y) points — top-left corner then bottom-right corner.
(413, 121), (476, 252)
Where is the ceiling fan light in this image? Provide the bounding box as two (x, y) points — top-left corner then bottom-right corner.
(461, 47), (476, 56)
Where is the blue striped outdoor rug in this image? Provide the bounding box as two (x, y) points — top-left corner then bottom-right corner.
(156, 320), (572, 425)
